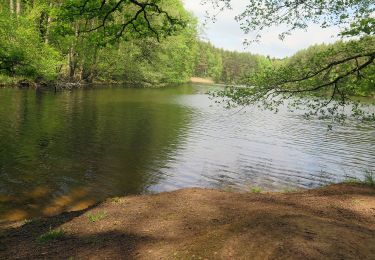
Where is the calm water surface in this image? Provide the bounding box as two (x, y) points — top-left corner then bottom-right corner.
(0, 84), (374, 220)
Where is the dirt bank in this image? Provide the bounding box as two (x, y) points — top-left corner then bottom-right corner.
(1, 183), (374, 259)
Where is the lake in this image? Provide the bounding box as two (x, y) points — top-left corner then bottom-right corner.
(0, 84), (374, 221)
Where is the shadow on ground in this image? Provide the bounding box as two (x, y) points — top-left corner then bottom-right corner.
(1, 183), (374, 259)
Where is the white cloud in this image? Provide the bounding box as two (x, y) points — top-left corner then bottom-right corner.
(183, 0), (341, 58)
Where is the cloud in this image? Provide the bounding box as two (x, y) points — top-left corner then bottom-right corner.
(183, 0), (341, 58)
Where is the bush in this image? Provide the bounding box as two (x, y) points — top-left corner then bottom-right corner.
(0, 13), (61, 81)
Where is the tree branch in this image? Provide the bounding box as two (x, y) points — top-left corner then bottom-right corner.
(272, 53), (375, 94)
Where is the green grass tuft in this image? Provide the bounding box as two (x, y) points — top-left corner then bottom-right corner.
(344, 176), (361, 184)
(23, 218), (41, 225)
(23, 219), (34, 225)
(0, 75), (20, 85)
(364, 171), (374, 186)
(282, 188), (298, 193)
(88, 211), (106, 222)
(111, 197), (121, 203)
(250, 187), (262, 193)
(37, 227), (65, 243)
(222, 186), (235, 192)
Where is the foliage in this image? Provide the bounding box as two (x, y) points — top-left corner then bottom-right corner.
(250, 187), (262, 193)
(282, 188), (297, 193)
(0, 0), (198, 85)
(344, 171), (375, 187)
(194, 41), (223, 81)
(87, 211), (107, 222)
(96, 12), (198, 85)
(364, 171), (374, 186)
(37, 227), (65, 243)
(58, 0), (187, 43)
(214, 37), (375, 122)
(0, 10), (61, 81)
(193, 41), (272, 84)
(205, 0), (375, 121)
(0, 0), (273, 86)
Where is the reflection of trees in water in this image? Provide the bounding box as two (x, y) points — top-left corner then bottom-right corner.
(0, 88), (192, 221)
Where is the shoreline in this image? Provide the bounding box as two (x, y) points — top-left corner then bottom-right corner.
(189, 77), (215, 84)
(0, 77), (217, 90)
(1, 183), (374, 259)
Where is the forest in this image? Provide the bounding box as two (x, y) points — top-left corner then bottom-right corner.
(0, 0), (268, 86)
(1, 0), (374, 98)
(0, 0), (196, 85)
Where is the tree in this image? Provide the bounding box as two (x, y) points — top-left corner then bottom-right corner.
(95, 1), (198, 85)
(205, 0), (375, 121)
(0, 0), (197, 84)
(58, 0), (187, 43)
(194, 41), (222, 81)
(0, 7), (61, 81)
(192, 41), (269, 84)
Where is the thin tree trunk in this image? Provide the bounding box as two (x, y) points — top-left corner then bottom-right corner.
(39, 12), (47, 40)
(68, 48), (76, 81)
(45, 16), (52, 43)
(16, 0), (20, 15)
(68, 24), (80, 82)
(45, 3), (53, 43)
(9, 0), (14, 14)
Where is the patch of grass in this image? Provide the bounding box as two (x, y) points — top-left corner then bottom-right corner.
(83, 236), (103, 246)
(111, 197), (121, 203)
(344, 172), (374, 187)
(37, 227), (65, 244)
(352, 199), (361, 204)
(23, 218), (40, 225)
(364, 171), (374, 186)
(282, 188), (298, 193)
(222, 186), (235, 192)
(0, 75), (20, 85)
(23, 219), (34, 225)
(250, 187), (262, 193)
(87, 211), (106, 223)
(344, 175), (361, 184)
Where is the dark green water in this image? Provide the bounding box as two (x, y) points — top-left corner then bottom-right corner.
(0, 85), (374, 221)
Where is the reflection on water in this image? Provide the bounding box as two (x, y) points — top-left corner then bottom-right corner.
(0, 84), (374, 221)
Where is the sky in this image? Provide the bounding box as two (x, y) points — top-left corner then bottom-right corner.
(183, 0), (341, 58)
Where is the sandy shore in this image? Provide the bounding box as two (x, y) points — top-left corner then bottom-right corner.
(1, 183), (374, 259)
(190, 77), (215, 84)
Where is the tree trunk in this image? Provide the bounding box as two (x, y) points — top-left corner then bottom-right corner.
(9, 0), (14, 14)
(44, 3), (53, 43)
(16, 0), (20, 15)
(81, 48), (98, 83)
(45, 16), (52, 43)
(68, 24), (80, 82)
(39, 12), (47, 40)
(68, 48), (77, 81)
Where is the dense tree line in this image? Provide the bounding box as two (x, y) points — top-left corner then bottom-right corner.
(0, 0), (269, 86)
(193, 41), (271, 84)
(0, 0), (197, 85)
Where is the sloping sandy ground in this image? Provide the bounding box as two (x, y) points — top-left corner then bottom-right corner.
(190, 77), (214, 84)
(0, 183), (374, 259)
